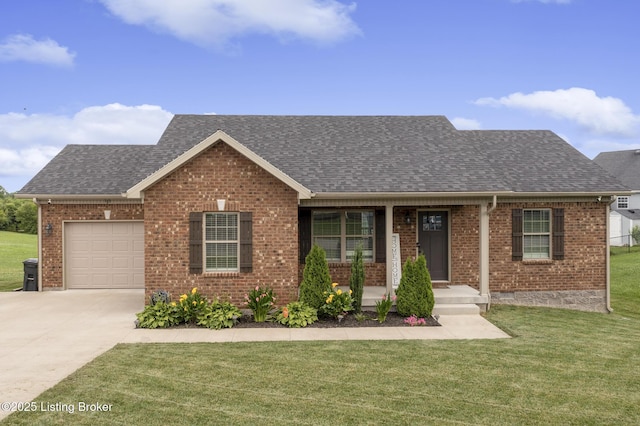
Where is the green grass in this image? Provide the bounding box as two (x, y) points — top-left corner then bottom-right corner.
(0, 231), (37, 291)
(3, 251), (640, 425)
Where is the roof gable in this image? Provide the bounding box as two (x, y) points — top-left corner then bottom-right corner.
(126, 130), (313, 199)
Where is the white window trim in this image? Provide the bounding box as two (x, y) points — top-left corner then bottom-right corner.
(523, 208), (551, 260)
(312, 209), (375, 263)
(617, 196), (629, 209)
(204, 212), (240, 272)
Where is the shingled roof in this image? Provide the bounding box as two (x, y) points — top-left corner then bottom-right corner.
(593, 149), (640, 191)
(18, 115), (628, 197)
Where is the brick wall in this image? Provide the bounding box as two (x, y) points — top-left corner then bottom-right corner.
(39, 203), (144, 289)
(489, 202), (607, 293)
(143, 141), (300, 306)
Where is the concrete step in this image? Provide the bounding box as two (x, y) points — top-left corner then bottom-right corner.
(433, 303), (480, 315)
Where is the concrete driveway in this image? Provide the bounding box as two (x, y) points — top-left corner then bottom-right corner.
(0, 289), (144, 421)
(0, 289), (508, 421)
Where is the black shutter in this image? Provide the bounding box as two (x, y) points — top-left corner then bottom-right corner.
(552, 208), (565, 260)
(298, 209), (312, 263)
(375, 209), (386, 263)
(512, 209), (523, 261)
(189, 212), (203, 274)
(240, 212), (253, 273)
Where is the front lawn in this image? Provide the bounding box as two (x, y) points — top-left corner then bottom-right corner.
(0, 231), (37, 292)
(3, 250), (640, 425)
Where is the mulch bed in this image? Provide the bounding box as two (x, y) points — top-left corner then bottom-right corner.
(233, 312), (440, 328)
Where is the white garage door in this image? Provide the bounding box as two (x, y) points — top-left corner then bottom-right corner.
(65, 222), (144, 289)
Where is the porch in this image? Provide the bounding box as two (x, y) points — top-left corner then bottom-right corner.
(342, 285), (489, 315)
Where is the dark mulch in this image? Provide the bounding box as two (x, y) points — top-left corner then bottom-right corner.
(233, 311), (440, 328)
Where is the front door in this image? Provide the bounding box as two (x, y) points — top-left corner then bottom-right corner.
(417, 211), (449, 281)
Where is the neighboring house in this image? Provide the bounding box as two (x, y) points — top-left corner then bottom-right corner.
(17, 115), (628, 312)
(593, 149), (640, 246)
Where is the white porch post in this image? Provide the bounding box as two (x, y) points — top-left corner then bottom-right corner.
(385, 203), (394, 293)
(479, 202), (490, 296)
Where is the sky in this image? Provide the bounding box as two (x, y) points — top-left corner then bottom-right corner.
(1, 0), (639, 193)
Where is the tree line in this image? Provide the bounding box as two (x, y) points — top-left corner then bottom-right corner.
(0, 185), (38, 234)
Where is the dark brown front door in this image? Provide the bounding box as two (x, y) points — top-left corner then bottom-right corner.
(417, 211), (449, 281)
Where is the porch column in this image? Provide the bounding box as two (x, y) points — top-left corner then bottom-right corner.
(385, 203), (394, 293)
(479, 202), (490, 296)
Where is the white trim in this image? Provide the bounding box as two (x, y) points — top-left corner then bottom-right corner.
(126, 130), (313, 199)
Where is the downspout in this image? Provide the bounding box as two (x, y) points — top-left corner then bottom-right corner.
(34, 198), (43, 291)
(488, 194), (497, 214)
(605, 196), (615, 313)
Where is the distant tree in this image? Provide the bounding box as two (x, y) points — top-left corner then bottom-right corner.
(0, 185), (8, 198)
(15, 201), (37, 234)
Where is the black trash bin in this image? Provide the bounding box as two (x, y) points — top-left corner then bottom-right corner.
(23, 258), (38, 291)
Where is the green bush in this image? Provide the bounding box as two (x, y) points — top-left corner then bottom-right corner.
(349, 244), (365, 313)
(276, 301), (318, 328)
(299, 244), (332, 310)
(319, 283), (354, 319)
(631, 225), (640, 245)
(197, 299), (242, 330)
(395, 254), (434, 318)
(178, 287), (208, 324)
(136, 301), (181, 329)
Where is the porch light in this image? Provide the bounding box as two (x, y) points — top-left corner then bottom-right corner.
(104, 210), (111, 220)
(45, 223), (53, 236)
(217, 199), (226, 211)
(404, 212), (411, 224)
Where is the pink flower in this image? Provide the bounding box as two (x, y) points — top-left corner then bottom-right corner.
(255, 286), (260, 291)
(381, 295), (387, 301)
(392, 295), (397, 301)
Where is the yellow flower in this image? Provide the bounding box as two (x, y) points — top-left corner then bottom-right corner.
(349, 290), (353, 295)
(191, 287), (197, 295)
(326, 294), (334, 303)
(171, 302), (177, 307)
(332, 282), (339, 288)
(192, 301), (197, 306)
(179, 294), (187, 302)
(336, 289), (342, 295)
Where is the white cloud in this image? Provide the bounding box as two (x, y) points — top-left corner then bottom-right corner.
(474, 88), (640, 137)
(0, 104), (173, 185)
(98, 0), (360, 48)
(451, 117), (482, 130)
(0, 34), (76, 67)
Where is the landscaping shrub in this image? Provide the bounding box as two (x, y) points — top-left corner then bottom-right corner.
(375, 293), (395, 323)
(299, 244), (332, 310)
(320, 282), (354, 319)
(136, 301), (181, 329)
(197, 299), (242, 330)
(245, 286), (276, 322)
(136, 289), (242, 330)
(178, 287), (208, 324)
(395, 254), (435, 318)
(349, 244), (365, 313)
(276, 301), (318, 328)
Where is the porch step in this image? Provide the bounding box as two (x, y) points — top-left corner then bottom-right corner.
(351, 285), (488, 315)
(433, 303), (480, 315)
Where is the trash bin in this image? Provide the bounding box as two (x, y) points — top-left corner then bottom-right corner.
(23, 258), (38, 291)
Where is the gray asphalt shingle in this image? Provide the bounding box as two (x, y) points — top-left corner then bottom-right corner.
(593, 149), (640, 190)
(18, 115), (627, 196)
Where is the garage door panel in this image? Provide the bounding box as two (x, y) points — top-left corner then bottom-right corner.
(65, 222), (144, 289)
(112, 240), (130, 252)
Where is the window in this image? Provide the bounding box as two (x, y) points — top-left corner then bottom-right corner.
(205, 213), (238, 271)
(617, 196), (629, 209)
(312, 210), (374, 262)
(523, 209), (551, 259)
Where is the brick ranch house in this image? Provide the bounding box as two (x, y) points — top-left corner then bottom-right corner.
(17, 115), (628, 312)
